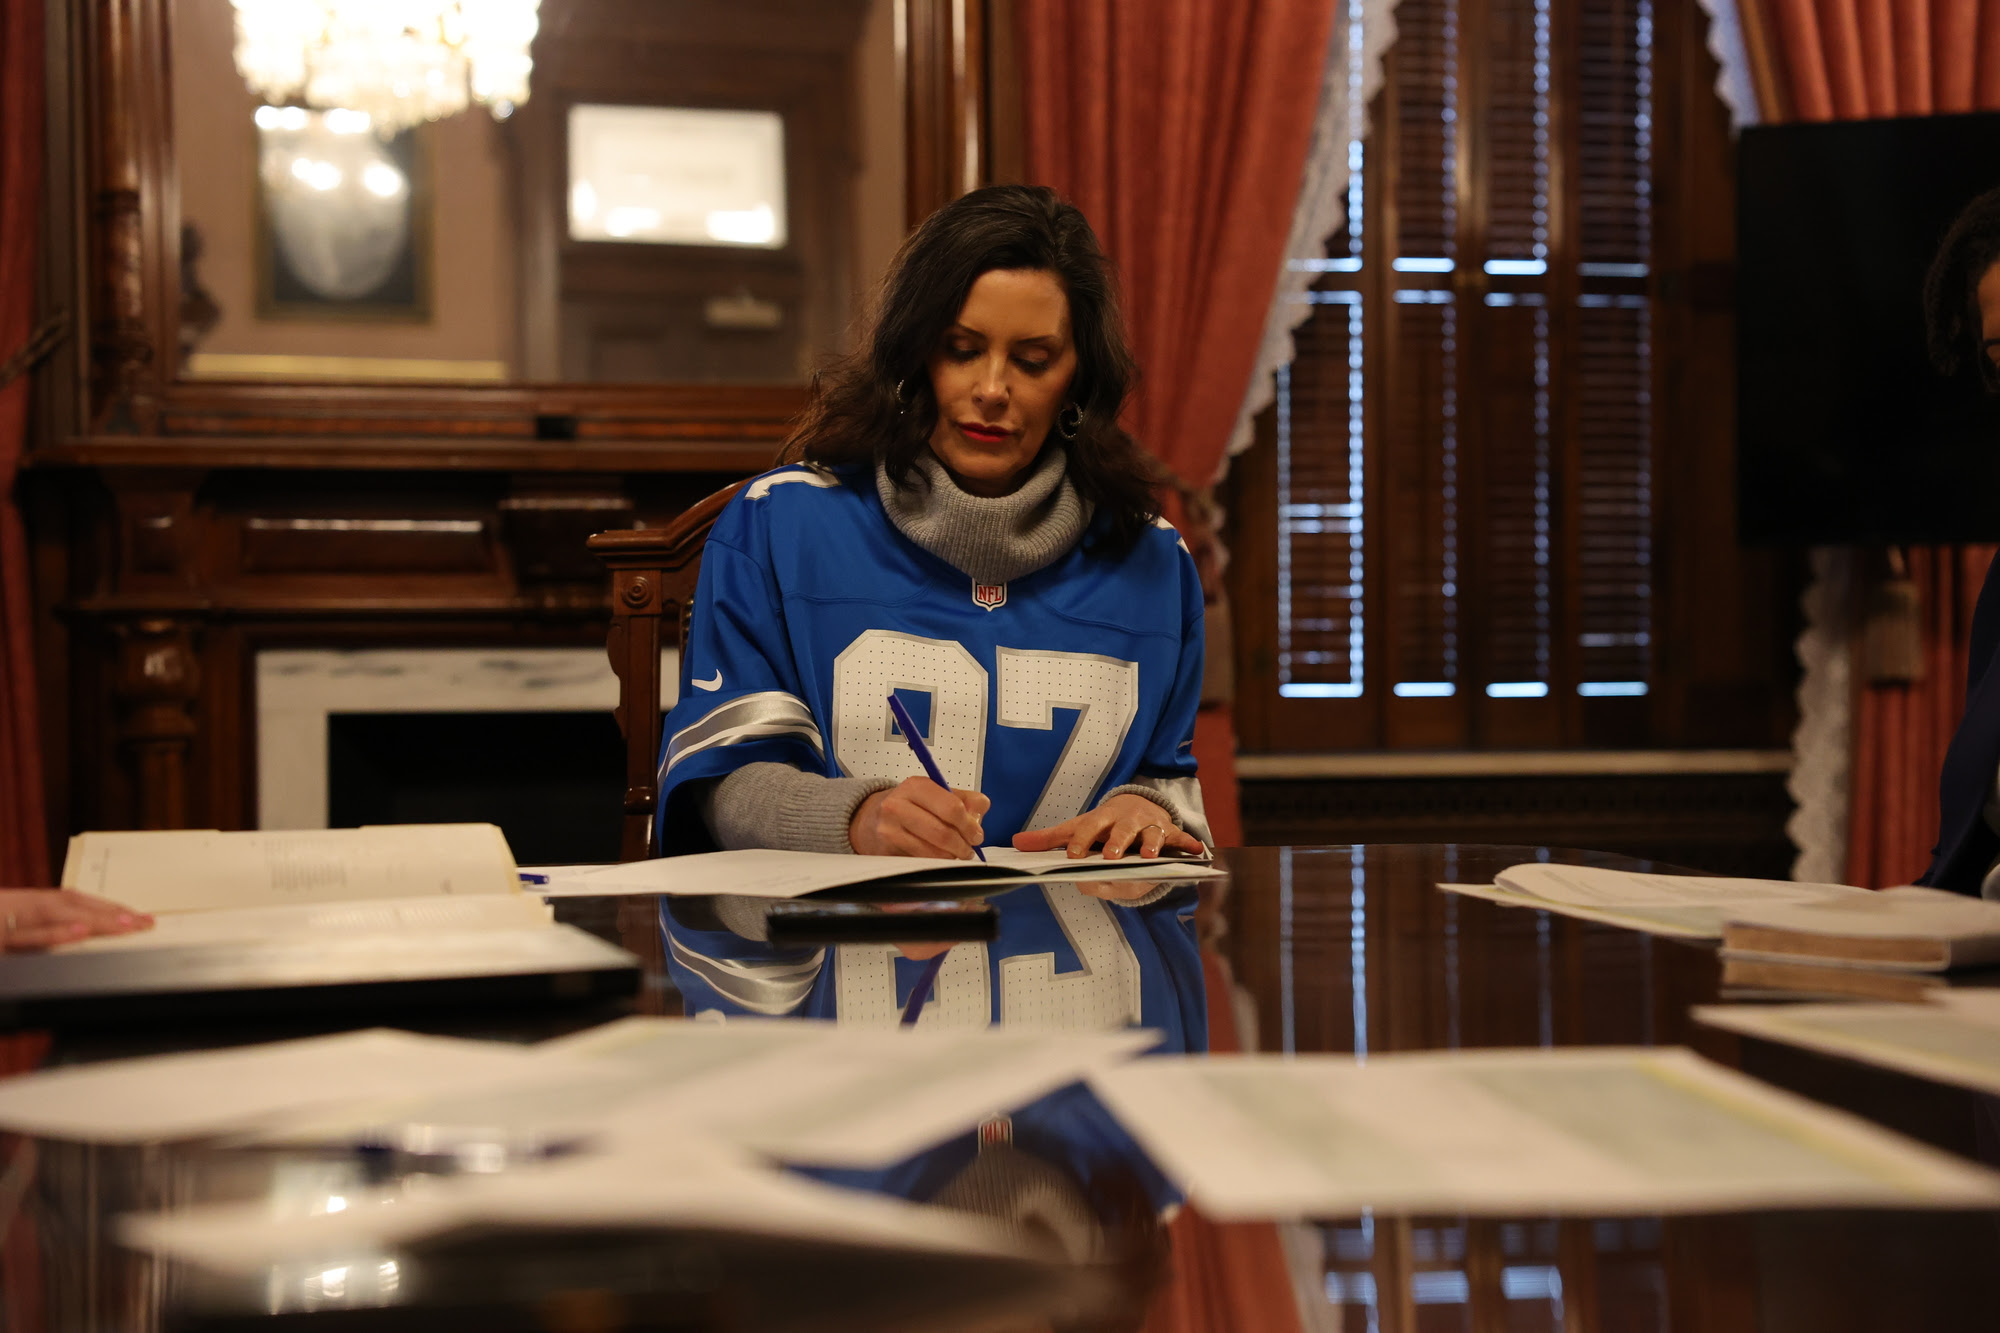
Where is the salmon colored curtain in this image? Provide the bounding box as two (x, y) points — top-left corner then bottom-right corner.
(1747, 2), (2000, 885)
(2, 2), (53, 1311)
(1763, 0), (2000, 118)
(1015, 0), (1337, 850)
(0, 0), (48, 890)
(1846, 547), (1997, 886)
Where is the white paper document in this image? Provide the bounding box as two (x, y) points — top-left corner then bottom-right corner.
(0, 1030), (560, 1143)
(525, 846), (1219, 899)
(55, 893), (553, 953)
(264, 1017), (1158, 1168)
(1696, 990), (2000, 1097)
(119, 1132), (1027, 1277)
(1437, 880), (1727, 939)
(1087, 1047), (2000, 1220)
(1438, 864), (1870, 940)
(60, 824), (520, 913)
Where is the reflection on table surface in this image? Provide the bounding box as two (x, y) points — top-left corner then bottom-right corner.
(5, 845), (2000, 1332)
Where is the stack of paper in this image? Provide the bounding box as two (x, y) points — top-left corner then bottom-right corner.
(6, 1019), (1147, 1285)
(1720, 887), (2000, 972)
(260, 1017), (1158, 1168)
(1698, 989), (2000, 1096)
(525, 846), (1221, 900)
(1087, 1047), (2000, 1219)
(1440, 863), (1870, 939)
(1718, 954), (1945, 1003)
(18, 1016), (2000, 1285)
(0, 1019), (1153, 1170)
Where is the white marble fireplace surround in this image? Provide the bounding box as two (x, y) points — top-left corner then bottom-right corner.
(257, 648), (678, 830)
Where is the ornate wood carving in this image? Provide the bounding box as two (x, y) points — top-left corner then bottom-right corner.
(112, 618), (200, 829)
(86, 0), (174, 434)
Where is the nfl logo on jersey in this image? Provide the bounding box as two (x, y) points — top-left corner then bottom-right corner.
(971, 579), (1007, 611)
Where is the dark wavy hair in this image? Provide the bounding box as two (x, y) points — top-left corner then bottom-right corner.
(1924, 184), (2000, 391)
(780, 184), (1161, 555)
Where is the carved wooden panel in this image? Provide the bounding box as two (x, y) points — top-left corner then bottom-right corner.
(25, 0), (1003, 863)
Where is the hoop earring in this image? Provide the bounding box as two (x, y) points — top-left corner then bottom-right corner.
(894, 378), (910, 417)
(1057, 402), (1084, 440)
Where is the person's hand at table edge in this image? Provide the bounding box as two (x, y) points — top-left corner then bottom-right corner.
(850, 775), (992, 859)
(0, 889), (154, 953)
(1010, 793), (1207, 860)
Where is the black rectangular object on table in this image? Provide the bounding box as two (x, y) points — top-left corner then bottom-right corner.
(763, 899), (1000, 947)
(0, 926), (640, 1032)
(1738, 111), (2000, 544)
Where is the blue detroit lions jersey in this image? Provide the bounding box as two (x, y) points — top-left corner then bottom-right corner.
(652, 463), (1208, 1046)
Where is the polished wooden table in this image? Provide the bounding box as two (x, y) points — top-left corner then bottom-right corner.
(1214, 845), (2000, 1333)
(5, 845), (1998, 1332)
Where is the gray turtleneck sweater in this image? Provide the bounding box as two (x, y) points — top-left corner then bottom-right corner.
(695, 444), (1210, 858)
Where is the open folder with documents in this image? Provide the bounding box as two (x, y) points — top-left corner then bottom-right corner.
(55, 824), (555, 952)
(1439, 863), (1872, 940)
(524, 845), (1222, 900)
(6, 826), (636, 1023)
(1443, 864), (2000, 971)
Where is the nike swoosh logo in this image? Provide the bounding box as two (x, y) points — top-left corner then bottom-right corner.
(692, 671), (723, 692)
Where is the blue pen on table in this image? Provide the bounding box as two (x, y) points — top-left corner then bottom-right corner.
(886, 693), (987, 862)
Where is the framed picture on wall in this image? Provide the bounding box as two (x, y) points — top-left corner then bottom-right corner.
(253, 106), (433, 321)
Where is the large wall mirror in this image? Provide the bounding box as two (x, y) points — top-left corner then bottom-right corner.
(168, 0), (907, 388)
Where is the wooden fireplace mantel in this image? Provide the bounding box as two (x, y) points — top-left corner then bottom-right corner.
(22, 0), (1005, 862)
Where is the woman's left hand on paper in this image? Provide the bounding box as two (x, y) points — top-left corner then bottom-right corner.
(0, 889), (154, 953)
(1010, 793), (1206, 860)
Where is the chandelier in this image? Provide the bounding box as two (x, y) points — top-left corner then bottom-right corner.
(229, 1), (541, 136)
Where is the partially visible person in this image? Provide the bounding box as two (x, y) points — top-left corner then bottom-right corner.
(1918, 184), (2000, 895)
(0, 889), (152, 952)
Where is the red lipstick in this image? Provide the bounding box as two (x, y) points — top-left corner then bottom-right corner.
(956, 421), (1011, 444)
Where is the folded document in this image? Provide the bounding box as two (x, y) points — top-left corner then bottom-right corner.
(526, 845), (1221, 900)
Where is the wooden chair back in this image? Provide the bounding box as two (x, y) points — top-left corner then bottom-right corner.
(589, 481), (748, 1010)
(589, 479), (749, 865)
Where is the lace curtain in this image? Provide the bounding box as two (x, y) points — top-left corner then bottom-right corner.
(1224, 0), (1402, 463)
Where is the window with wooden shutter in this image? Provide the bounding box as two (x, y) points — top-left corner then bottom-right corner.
(1232, 0), (1780, 752)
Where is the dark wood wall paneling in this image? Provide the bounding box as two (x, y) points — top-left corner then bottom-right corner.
(515, 0), (868, 383)
(24, 0), (984, 861)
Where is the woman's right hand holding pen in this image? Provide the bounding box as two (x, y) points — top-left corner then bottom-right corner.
(849, 776), (991, 859)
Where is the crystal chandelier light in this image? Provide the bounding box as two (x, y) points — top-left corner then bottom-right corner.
(229, 1), (541, 136)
